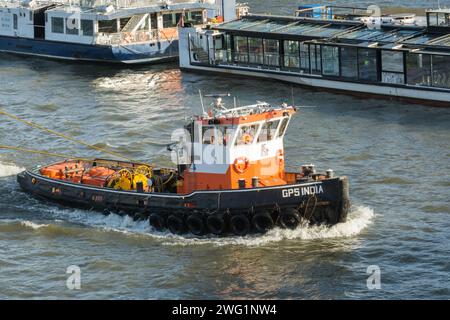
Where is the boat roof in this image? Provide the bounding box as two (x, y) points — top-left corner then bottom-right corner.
(1, 0), (214, 19)
(212, 14), (450, 51)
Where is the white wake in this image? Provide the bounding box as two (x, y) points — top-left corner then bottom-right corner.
(0, 162), (24, 178)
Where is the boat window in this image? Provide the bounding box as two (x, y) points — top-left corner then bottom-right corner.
(185, 11), (204, 25)
(51, 17), (64, 34)
(81, 20), (94, 36)
(310, 44), (321, 74)
(248, 37), (263, 64)
(66, 18), (79, 35)
(217, 126), (234, 146)
(263, 39), (279, 66)
(163, 13), (181, 28)
(236, 124), (259, 145)
(98, 20), (117, 33)
(300, 42), (310, 73)
(257, 120), (280, 143)
(202, 126), (216, 145)
(120, 17), (131, 30)
(431, 55), (450, 89)
(13, 14), (17, 30)
(381, 50), (404, 84)
(340, 47), (358, 79)
(233, 36), (248, 63)
(358, 48), (378, 82)
(284, 40), (300, 69)
(277, 118), (289, 138)
(406, 53), (432, 87)
(322, 45), (339, 76)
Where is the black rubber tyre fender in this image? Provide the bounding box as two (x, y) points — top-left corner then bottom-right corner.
(230, 214), (250, 236)
(206, 214), (226, 235)
(167, 214), (185, 235)
(279, 208), (301, 229)
(252, 210), (274, 233)
(149, 213), (166, 231)
(186, 214), (205, 236)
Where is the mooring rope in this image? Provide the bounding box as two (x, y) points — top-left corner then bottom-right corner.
(0, 109), (135, 162)
(0, 145), (90, 161)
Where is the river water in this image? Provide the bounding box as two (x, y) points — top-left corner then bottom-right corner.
(0, 0), (449, 299)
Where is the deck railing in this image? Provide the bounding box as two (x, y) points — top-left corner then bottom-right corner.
(38, 0), (206, 9)
(96, 29), (159, 45)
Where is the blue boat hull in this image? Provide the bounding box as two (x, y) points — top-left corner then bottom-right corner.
(0, 36), (179, 64)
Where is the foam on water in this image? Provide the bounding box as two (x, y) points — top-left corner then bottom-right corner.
(28, 204), (374, 247)
(0, 162), (24, 178)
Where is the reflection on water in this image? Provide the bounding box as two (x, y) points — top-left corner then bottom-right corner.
(0, 0), (450, 298)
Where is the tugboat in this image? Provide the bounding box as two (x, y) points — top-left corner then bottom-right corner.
(17, 97), (350, 236)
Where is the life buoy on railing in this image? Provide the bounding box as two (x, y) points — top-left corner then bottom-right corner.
(233, 157), (249, 174)
(277, 149), (284, 165)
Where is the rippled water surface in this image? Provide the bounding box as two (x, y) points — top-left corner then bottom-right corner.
(0, 0), (449, 299)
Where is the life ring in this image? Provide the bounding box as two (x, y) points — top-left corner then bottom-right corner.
(233, 157), (249, 173)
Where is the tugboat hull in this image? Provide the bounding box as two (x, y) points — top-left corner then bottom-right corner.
(17, 170), (350, 236)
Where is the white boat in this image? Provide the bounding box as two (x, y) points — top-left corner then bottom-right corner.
(0, 0), (222, 63)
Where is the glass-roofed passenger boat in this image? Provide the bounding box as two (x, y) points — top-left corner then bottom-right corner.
(179, 1), (450, 106)
(0, 0), (223, 63)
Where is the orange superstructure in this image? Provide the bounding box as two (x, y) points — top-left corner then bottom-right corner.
(176, 99), (296, 194)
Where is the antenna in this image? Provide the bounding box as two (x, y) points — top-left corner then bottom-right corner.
(199, 89), (206, 115)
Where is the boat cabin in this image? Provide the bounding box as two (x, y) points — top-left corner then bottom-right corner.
(176, 98), (296, 193)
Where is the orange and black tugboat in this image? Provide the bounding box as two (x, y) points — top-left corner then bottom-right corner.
(17, 97), (350, 236)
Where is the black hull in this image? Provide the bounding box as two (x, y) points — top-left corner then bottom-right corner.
(17, 170), (350, 236)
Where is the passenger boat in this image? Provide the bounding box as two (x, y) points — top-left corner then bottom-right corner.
(178, 1), (450, 106)
(17, 97), (350, 236)
(0, 0), (226, 63)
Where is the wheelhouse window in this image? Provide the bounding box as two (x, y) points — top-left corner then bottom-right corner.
(98, 20), (117, 33)
(263, 39), (279, 67)
(431, 55), (450, 89)
(233, 36), (248, 63)
(248, 37), (263, 64)
(284, 40), (300, 69)
(236, 124), (259, 145)
(257, 120), (280, 143)
(381, 50), (405, 84)
(202, 126), (216, 145)
(406, 53), (432, 86)
(81, 19), (94, 36)
(358, 48), (378, 82)
(66, 18), (79, 35)
(51, 17), (64, 34)
(340, 47), (358, 79)
(277, 118), (289, 138)
(322, 45), (339, 76)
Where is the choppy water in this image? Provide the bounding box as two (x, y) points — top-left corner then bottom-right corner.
(0, 0), (450, 299)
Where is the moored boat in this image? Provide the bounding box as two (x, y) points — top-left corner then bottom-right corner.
(0, 0), (223, 63)
(17, 97), (350, 236)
